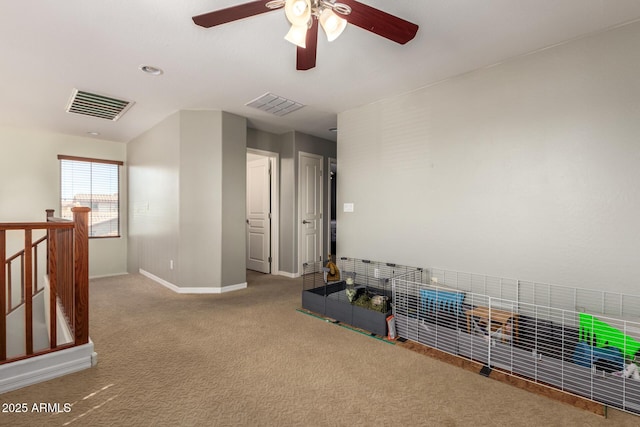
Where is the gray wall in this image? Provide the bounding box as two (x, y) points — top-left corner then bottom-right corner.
(221, 112), (248, 286)
(337, 21), (640, 294)
(128, 112), (181, 283)
(247, 127), (281, 153)
(179, 111), (223, 288)
(278, 132), (297, 274)
(128, 110), (247, 289)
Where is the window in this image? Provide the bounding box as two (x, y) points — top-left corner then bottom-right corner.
(59, 155), (123, 238)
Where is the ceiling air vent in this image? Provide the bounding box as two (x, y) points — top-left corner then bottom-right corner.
(245, 92), (304, 117)
(66, 89), (134, 121)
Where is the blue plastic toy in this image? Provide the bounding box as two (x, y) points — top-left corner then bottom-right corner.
(573, 341), (624, 371)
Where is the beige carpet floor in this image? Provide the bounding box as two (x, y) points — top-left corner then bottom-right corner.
(1, 271), (638, 427)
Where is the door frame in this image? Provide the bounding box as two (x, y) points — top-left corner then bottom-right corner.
(328, 157), (336, 259)
(247, 148), (280, 275)
(297, 151), (323, 275)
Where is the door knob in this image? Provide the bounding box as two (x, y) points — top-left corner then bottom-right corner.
(302, 220), (310, 224)
(246, 219), (250, 224)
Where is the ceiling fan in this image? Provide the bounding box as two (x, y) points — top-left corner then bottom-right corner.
(192, 0), (419, 71)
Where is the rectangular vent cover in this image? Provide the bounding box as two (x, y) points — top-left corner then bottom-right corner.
(66, 89), (134, 121)
(245, 92), (304, 117)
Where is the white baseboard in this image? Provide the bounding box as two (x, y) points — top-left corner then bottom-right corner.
(218, 282), (248, 293)
(0, 341), (96, 395)
(278, 271), (299, 279)
(139, 269), (247, 294)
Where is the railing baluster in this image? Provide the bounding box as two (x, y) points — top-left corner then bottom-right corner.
(68, 228), (72, 328)
(65, 227), (73, 329)
(24, 229), (33, 355)
(0, 230), (6, 361)
(20, 254), (24, 304)
(69, 228), (74, 327)
(48, 228), (57, 349)
(7, 261), (11, 313)
(33, 243), (38, 293)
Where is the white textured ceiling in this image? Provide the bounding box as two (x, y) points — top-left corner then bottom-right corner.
(1, 1), (640, 143)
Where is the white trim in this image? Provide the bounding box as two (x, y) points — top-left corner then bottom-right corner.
(278, 271), (299, 279)
(44, 275), (74, 346)
(56, 301), (74, 344)
(219, 282), (249, 293)
(247, 148), (280, 275)
(0, 341), (96, 394)
(139, 269), (247, 294)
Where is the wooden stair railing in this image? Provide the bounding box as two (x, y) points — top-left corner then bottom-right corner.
(4, 235), (47, 316)
(1, 207), (90, 363)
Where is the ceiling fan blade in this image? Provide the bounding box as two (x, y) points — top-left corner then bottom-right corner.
(297, 18), (318, 71)
(192, 1), (279, 28)
(339, 0), (418, 44)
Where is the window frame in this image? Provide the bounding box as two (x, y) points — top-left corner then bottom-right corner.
(58, 154), (124, 239)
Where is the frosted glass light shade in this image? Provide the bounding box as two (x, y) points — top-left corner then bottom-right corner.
(284, 0), (311, 26)
(319, 9), (347, 42)
(285, 24), (307, 48)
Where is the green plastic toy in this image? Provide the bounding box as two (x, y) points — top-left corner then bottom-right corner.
(579, 313), (640, 359)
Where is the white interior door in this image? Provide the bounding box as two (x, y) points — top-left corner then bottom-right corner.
(247, 156), (270, 273)
(298, 152), (323, 271)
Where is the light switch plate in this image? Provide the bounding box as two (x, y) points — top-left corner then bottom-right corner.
(344, 203), (354, 212)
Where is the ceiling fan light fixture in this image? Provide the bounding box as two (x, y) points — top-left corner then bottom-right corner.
(319, 8), (346, 42)
(285, 0), (311, 26)
(191, 0), (418, 71)
(285, 24), (308, 48)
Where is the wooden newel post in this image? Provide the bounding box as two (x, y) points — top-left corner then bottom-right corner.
(72, 207), (90, 345)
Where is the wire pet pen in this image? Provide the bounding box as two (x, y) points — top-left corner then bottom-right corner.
(302, 257), (418, 336)
(392, 269), (640, 417)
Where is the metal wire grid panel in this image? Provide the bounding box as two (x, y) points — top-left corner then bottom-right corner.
(392, 276), (640, 416)
(302, 259), (327, 292)
(337, 257), (419, 295)
(406, 268), (640, 322)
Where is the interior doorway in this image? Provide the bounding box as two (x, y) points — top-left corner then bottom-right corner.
(246, 149), (279, 275)
(328, 158), (336, 260)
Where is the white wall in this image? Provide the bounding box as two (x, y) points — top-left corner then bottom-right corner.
(0, 125), (127, 278)
(337, 21), (640, 294)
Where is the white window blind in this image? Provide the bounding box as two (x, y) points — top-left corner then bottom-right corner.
(59, 155), (123, 238)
